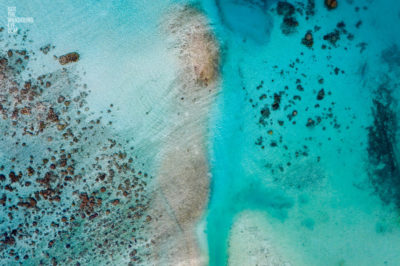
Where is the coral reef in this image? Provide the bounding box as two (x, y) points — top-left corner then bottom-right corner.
(0, 31), (151, 265)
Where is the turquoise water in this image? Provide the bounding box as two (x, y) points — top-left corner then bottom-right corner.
(205, 0), (400, 265)
(1, 0), (400, 265)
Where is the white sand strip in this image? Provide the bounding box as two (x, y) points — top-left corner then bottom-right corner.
(146, 5), (219, 266)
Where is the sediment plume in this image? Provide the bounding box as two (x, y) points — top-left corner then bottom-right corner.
(147, 5), (219, 265)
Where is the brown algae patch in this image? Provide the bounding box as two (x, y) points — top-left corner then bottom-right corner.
(146, 5), (220, 266)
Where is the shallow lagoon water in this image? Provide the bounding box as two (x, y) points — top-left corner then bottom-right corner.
(1, 0), (400, 265)
(205, 0), (400, 265)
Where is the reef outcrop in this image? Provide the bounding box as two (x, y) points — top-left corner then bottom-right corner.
(58, 52), (80, 65)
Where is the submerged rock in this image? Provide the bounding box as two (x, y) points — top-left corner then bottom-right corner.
(325, 0), (338, 10)
(323, 30), (340, 46)
(317, 89), (325, 100)
(302, 31), (314, 47)
(277, 1), (295, 16)
(276, 1), (299, 35)
(58, 52), (80, 65)
(281, 16), (299, 35)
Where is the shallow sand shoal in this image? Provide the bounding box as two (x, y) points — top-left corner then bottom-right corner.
(228, 211), (293, 266)
(146, 5), (219, 266)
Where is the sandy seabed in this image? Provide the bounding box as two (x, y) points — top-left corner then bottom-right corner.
(145, 5), (219, 266)
(228, 211), (292, 266)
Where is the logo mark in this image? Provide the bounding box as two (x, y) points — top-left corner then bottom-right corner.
(8, 7), (34, 34)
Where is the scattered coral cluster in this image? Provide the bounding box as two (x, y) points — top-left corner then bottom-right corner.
(0, 29), (152, 265)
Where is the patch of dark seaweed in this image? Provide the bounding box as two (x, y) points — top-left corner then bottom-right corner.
(367, 85), (400, 207)
(381, 44), (400, 70)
